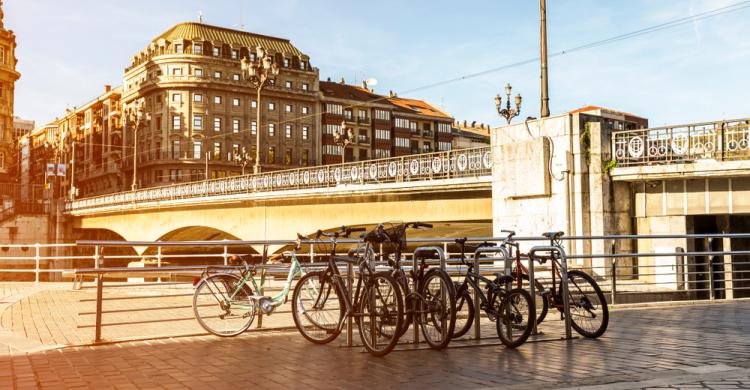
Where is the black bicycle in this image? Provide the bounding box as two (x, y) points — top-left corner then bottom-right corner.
(291, 225), (404, 357)
(375, 222), (456, 350)
(450, 238), (535, 348)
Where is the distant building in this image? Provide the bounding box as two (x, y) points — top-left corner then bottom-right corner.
(452, 120), (491, 150)
(13, 116), (33, 141)
(0, 2), (20, 181)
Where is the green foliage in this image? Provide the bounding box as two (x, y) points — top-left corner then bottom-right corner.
(604, 159), (617, 175)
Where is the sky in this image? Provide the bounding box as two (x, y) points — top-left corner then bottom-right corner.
(5, 0), (750, 128)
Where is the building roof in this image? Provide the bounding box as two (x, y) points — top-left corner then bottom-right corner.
(387, 97), (452, 120)
(154, 22), (304, 56)
(319, 81), (385, 103)
(569, 105), (648, 127)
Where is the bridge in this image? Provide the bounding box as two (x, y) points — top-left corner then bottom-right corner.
(66, 147), (493, 253)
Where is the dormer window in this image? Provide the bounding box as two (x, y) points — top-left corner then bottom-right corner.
(193, 43), (203, 54)
(283, 58), (290, 67)
(231, 49), (239, 59)
(213, 47), (221, 57)
(300, 60), (306, 70)
(174, 44), (183, 54)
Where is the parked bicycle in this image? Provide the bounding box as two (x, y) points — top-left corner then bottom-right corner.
(450, 237), (535, 348)
(291, 225), (404, 357)
(376, 222), (456, 349)
(192, 235), (307, 337)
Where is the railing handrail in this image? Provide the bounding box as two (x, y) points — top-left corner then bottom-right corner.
(612, 116), (750, 136)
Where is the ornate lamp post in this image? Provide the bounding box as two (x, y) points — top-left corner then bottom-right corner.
(241, 46), (279, 174)
(495, 83), (522, 124)
(128, 101), (150, 191)
(233, 146), (252, 175)
(333, 120), (354, 164)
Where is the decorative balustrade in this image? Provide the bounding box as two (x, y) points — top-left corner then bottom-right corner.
(612, 118), (750, 167)
(66, 147), (492, 212)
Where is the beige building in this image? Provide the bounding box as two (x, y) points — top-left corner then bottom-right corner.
(13, 116), (33, 142)
(122, 22), (321, 188)
(452, 120), (491, 150)
(0, 2), (19, 181)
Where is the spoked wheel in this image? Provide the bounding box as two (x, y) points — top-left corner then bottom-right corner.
(495, 288), (534, 348)
(394, 270), (413, 339)
(520, 273), (548, 325)
(193, 273), (256, 337)
(562, 270), (609, 338)
(292, 271), (345, 344)
(451, 283), (474, 339)
(418, 270), (456, 349)
(356, 272), (404, 357)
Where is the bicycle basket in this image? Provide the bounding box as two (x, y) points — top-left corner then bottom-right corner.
(380, 221), (407, 253)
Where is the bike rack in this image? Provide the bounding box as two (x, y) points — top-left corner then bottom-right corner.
(527, 245), (573, 340)
(411, 246), (447, 344)
(472, 246), (511, 340)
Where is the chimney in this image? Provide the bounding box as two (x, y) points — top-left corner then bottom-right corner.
(389, 90), (396, 98)
(361, 81), (367, 89)
(326, 77), (331, 82)
(339, 77), (345, 84)
(104, 85), (111, 93)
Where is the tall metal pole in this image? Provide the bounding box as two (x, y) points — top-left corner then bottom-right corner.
(131, 111), (138, 191)
(540, 0), (550, 118)
(254, 87), (262, 173)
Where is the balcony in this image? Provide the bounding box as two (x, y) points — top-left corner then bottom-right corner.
(422, 130), (434, 137)
(410, 129), (421, 137)
(357, 135), (370, 144)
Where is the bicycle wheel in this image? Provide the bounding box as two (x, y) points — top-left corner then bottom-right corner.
(451, 282), (474, 339)
(520, 273), (548, 325)
(418, 269), (456, 349)
(193, 273), (255, 337)
(393, 270), (413, 339)
(356, 272), (403, 356)
(562, 270), (609, 338)
(292, 271), (345, 344)
(495, 288), (534, 348)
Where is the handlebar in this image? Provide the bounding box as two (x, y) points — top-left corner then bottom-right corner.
(316, 226), (366, 240)
(407, 222), (433, 229)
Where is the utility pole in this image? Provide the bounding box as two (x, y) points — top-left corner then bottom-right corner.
(540, 0), (550, 118)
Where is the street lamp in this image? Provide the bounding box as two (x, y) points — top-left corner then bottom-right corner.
(233, 146), (252, 175)
(495, 83), (522, 124)
(128, 101), (150, 191)
(333, 120), (354, 164)
(241, 46), (280, 174)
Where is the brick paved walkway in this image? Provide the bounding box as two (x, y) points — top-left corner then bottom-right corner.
(0, 299), (748, 389)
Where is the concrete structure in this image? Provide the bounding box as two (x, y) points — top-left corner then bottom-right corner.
(0, 1), (19, 182)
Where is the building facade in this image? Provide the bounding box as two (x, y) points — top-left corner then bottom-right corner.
(0, 2), (19, 181)
(13, 116), (33, 142)
(121, 22), (321, 189)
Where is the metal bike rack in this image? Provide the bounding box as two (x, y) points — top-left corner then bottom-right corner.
(411, 246), (447, 344)
(528, 245), (573, 340)
(472, 246), (511, 340)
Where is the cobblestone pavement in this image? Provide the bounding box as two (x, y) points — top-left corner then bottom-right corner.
(0, 296), (747, 389)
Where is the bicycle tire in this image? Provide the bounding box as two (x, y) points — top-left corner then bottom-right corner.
(292, 271), (345, 345)
(561, 270), (609, 338)
(418, 269), (456, 349)
(193, 273), (255, 337)
(495, 287), (534, 348)
(520, 273), (548, 325)
(451, 282), (475, 339)
(356, 272), (404, 356)
(393, 270), (413, 339)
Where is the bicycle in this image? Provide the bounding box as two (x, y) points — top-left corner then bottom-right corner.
(192, 235), (307, 337)
(377, 222), (456, 350)
(519, 231), (609, 338)
(291, 225), (404, 357)
(450, 237), (535, 348)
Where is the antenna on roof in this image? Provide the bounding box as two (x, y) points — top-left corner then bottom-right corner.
(198, 10), (204, 24)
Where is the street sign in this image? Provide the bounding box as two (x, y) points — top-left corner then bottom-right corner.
(46, 163), (55, 176)
(57, 163), (67, 177)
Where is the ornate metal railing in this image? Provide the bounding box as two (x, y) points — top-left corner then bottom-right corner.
(612, 118), (750, 167)
(66, 147), (492, 212)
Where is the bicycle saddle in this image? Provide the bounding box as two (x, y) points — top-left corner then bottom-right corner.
(493, 272), (514, 285)
(542, 231), (564, 240)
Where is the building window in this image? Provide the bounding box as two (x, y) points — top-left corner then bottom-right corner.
(232, 98), (240, 107)
(375, 129), (391, 140)
(324, 124), (341, 135)
(302, 106), (309, 114)
(268, 123), (275, 136)
(284, 149), (292, 165)
(231, 49), (239, 59)
(326, 104), (343, 115)
(169, 169), (180, 181)
(438, 123), (451, 133)
(172, 115), (181, 130)
(267, 147), (276, 164)
(395, 137), (409, 148)
(423, 123), (431, 131)
(395, 118), (410, 129)
(232, 73), (240, 81)
(232, 119), (240, 133)
(214, 117), (222, 132)
(193, 43), (203, 54)
(285, 104), (293, 113)
(374, 149), (391, 158)
(174, 43), (183, 53)
(214, 96), (222, 104)
(194, 93), (203, 103)
(302, 150), (309, 166)
(213, 142), (222, 160)
(302, 126), (309, 140)
(213, 47), (221, 57)
(423, 142), (432, 152)
(194, 68), (203, 77)
(251, 100), (257, 108)
(438, 141), (452, 151)
(251, 121), (257, 135)
(193, 115), (203, 130)
(344, 109), (353, 120)
(300, 60), (306, 70)
(171, 67), (182, 76)
(193, 141), (202, 159)
(285, 124), (292, 138)
(171, 140), (180, 159)
(268, 102), (275, 111)
(323, 144), (342, 156)
(283, 58), (290, 67)
(285, 80), (292, 89)
(302, 83), (309, 91)
(358, 110), (367, 120)
(171, 93), (181, 103)
(375, 110), (391, 121)
(214, 71), (222, 79)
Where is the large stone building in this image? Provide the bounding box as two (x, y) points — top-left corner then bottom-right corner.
(121, 22), (321, 189)
(13, 116), (33, 142)
(0, 1), (19, 182)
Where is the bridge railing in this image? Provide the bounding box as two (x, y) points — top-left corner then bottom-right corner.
(65, 147), (493, 213)
(612, 117), (750, 167)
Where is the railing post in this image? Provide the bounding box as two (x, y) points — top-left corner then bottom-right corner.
(34, 243), (40, 283)
(473, 251), (481, 340)
(156, 245), (163, 283)
(610, 241), (617, 306)
(708, 255), (715, 301)
(222, 244), (228, 266)
(558, 247), (573, 340)
(94, 245), (101, 269)
(94, 272), (103, 343)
